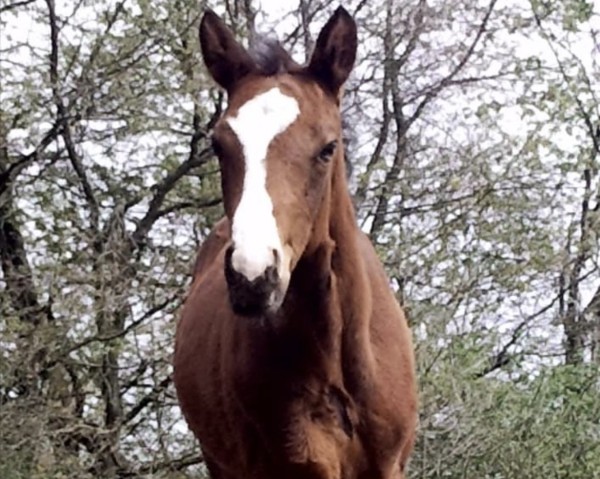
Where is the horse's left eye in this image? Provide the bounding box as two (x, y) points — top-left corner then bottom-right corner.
(211, 137), (223, 157)
(318, 141), (337, 162)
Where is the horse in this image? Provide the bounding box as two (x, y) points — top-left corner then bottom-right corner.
(173, 7), (418, 479)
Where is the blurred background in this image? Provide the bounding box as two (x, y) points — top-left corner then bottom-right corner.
(0, 0), (598, 477)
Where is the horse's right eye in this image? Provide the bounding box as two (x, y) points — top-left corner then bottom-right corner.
(318, 140), (337, 162)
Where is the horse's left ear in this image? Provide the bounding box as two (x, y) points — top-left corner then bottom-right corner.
(199, 10), (256, 93)
(308, 7), (357, 97)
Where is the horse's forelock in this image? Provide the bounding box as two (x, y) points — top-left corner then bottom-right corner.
(249, 36), (298, 76)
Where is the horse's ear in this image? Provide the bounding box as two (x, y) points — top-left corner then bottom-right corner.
(307, 7), (357, 97)
(199, 10), (256, 92)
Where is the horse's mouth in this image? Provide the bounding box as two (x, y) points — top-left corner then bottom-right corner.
(224, 246), (288, 318)
(227, 286), (283, 317)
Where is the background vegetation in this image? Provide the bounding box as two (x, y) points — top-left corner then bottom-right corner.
(1, 0), (598, 477)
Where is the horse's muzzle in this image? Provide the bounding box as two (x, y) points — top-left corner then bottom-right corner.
(224, 246), (280, 317)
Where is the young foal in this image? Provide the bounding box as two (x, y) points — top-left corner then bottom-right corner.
(174, 7), (417, 479)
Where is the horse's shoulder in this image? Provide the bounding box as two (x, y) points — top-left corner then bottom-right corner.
(356, 231), (385, 276)
(355, 230), (402, 309)
(192, 217), (231, 280)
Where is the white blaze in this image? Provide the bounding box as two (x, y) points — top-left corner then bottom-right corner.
(226, 87), (299, 282)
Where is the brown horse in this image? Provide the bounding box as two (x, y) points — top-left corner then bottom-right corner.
(174, 7), (417, 479)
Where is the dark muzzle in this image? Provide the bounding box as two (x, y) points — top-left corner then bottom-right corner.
(224, 246), (279, 317)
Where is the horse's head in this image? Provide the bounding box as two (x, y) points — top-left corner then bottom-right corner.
(199, 7), (357, 317)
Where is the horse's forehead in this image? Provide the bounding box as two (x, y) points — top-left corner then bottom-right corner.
(228, 87), (300, 132)
(227, 74), (328, 117)
(226, 80), (302, 120)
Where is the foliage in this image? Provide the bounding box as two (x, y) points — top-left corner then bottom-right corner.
(0, 0), (598, 477)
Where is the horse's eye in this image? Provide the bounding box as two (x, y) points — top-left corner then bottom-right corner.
(318, 140), (337, 162)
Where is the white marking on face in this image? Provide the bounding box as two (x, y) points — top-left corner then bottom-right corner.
(226, 87), (299, 292)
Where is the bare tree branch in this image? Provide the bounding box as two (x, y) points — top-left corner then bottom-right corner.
(130, 149), (212, 247)
(0, 0), (36, 14)
(123, 376), (171, 425)
(45, 0), (100, 233)
(0, 121), (63, 195)
(117, 452), (203, 477)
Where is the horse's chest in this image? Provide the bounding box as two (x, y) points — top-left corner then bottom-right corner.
(231, 350), (359, 471)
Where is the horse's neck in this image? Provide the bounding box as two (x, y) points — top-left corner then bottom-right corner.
(280, 154), (370, 360)
(327, 155), (371, 326)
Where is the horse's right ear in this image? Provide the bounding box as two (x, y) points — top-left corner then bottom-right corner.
(199, 10), (255, 93)
(307, 7), (357, 97)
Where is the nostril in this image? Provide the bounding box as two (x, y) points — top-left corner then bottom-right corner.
(225, 246), (234, 263)
(224, 246), (235, 273)
(272, 248), (280, 268)
(264, 265), (279, 286)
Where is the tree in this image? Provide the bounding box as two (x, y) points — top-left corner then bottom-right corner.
(0, 0), (598, 477)
(1, 0), (224, 475)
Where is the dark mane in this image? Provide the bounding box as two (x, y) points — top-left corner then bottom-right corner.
(249, 36), (299, 76)
(341, 116), (355, 181)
